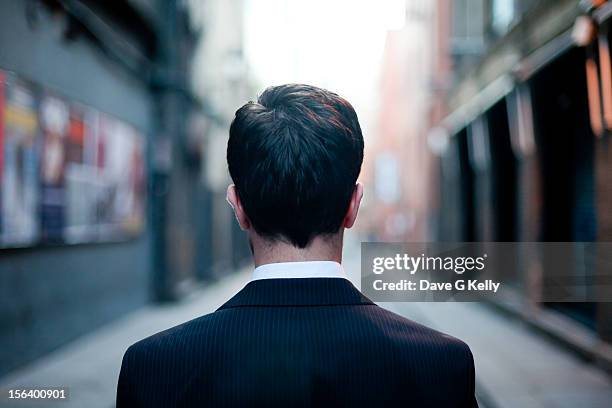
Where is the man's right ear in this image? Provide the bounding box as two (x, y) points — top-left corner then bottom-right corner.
(226, 185), (251, 231)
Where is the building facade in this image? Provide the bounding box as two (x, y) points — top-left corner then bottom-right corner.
(430, 0), (612, 370)
(0, 0), (201, 375)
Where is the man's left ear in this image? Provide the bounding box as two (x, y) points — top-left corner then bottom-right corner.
(343, 182), (364, 229)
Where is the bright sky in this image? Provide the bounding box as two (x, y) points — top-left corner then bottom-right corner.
(243, 0), (406, 134)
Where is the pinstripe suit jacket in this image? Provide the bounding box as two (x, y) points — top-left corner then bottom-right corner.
(117, 278), (478, 407)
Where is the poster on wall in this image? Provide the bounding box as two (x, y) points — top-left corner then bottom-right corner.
(96, 114), (146, 239)
(63, 103), (100, 243)
(39, 93), (69, 243)
(0, 73), (40, 247)
(0, 67), (146, 249)
(119, 124), (146, 236)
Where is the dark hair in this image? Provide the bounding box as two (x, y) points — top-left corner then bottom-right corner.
(227, 84), (364, 248)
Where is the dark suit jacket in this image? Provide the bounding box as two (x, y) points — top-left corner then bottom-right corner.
(117, 278), (478, 407)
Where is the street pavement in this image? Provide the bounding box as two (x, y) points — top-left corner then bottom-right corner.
(0, 271), (249, 408)
(383, 302), (612, 408)
(1, 240), (611, 407)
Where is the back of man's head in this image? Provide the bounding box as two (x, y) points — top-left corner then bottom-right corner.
(227, 84), (364, 248)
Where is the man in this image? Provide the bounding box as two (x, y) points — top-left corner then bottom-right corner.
(117, 84), (478, 407)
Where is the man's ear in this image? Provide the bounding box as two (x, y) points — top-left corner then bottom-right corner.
(343, 182), (364, 229)
(226, 184), (251, 231)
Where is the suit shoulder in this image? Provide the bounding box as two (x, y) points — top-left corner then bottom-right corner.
(365, 307), (476, 400)
(369, 305), (474, 357)
(124, 310), (223, 358)
(118, 310), (234, 406)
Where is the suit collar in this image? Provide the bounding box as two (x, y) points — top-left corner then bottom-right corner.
(217, 278), (374, 309)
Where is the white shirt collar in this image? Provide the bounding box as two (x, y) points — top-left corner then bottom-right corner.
(252, 261), (347, 281)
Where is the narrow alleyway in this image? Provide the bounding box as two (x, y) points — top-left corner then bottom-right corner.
(2, 238), (610, 407)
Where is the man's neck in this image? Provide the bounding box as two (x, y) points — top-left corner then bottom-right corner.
(251, 233), (344, 268)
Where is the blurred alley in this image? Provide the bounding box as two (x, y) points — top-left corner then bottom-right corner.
(1, 236), (611, 407)
(1, 1), (612, 407)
